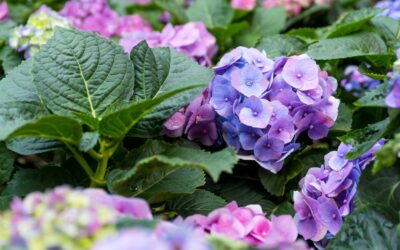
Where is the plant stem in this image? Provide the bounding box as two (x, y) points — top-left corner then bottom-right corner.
(66, 143), (94, 178)
(90, 139), (113, 187)
(88, 149), (103, 161)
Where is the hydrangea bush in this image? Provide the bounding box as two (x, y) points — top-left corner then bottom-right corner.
(0, 0), (399, 249)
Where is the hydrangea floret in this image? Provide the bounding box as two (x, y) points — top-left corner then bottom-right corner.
(341, 66), (381, 97)
(9, 6), (72, 58)
(120, 22), (217, 66)
(376, 0), (400, 19)
(0, 1), (8, 22)
(60, 0), (152, 38)
(293, 140), (384, 244)
(209, 47), (339, 173)
(386, 54), (400, 108)
(0, 186), (152, 250)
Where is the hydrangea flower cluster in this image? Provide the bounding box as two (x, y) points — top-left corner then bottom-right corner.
(60, 0), (152, 38)
(341, 66), (380, 97)
(93, 221), (211, 250)
(262, 0), (331, 15)
(183, 201), (309, 249)
(293, 140), (384, 243)
(0, 2), (8, 22)
(231, 0), (257, 10)
(9, 6), (72, 58)
(120, 22), (217, 66)
(376, 0), (400, 19)
(210, 47), (339, 173)
(163, 88), (218, 146)
(0, 186), (152, 250)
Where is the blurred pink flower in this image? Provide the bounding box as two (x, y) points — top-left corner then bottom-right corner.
(0, 2), (9, 22)
(231, 0), (257, 10)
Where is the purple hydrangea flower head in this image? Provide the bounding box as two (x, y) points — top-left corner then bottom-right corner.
(120, 22), (217, 66)
(376, 0), (400, 20)
(386, 73), (400, 108)
(61, 0), (152, 38)
(163, 89), (219, 146)
(294, 140), (384, 244)
(0, 2), (8, 22)
(341, 66), (381, 97)
(209, 47), (339, 173)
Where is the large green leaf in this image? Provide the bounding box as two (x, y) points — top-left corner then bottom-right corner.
(0, 143), (15, 183)
(33, 28), (134, 119)
(258, 160), (303, 196)
(8, 115), (83, 145)
(186, 0), (233, 29)
(153, 0), (188, 23)
(252, 7), (286, 37)
(256, 34), (307, 58)
(99, 85), (200, 138)
(354, 82), (390, 108)
(108, 141), (238, 197)
(358, 167), (400, 221)
(371, 16), (400, 46)
(307, 32), (387, 60)
(325, 8), (381, 38)
(0, 60), (49, 140)
(339, 118), (390, 159)
(331, 103), (352, 132)
(0, 46), (22, 73)
(327, 207), (399, 250)
(6, 138), (64, 155)
(128, 47), (213, 137)
(3, 166), (77, 196)
(166, 189), (227, 216)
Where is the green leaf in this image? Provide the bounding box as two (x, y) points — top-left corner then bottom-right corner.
(186, 0), (233, 29)
(252, 7), (286, 37)
(153, 0), (188, 23)
(271, 201), (295, 216)
(99, 85), (200, 138)
(33, 28), (134, 119)
(166, 189), (227, 216)
(339, 118), (390, 160)
(110, 165), (205, 204)
(8, 115), (82, 145)
(307, 32), (387, 60)
(286, 28), (318, 43)
(373, 134), (400, 174)
(0, 46), (22, 73)
(0, 60), (49, 140)
(371, 16), (400, 46)
(327, 207), (399, 250)
(6, 138), (63, 155)
(325, 8), (381, 38)
(354, 82), (390, 108)
(3, 166), (77, 196)
(218, 180), (275, 209)
(0, 195), (12, 211)
(79, 132), (99, 152)
(108, 141), (238, 197)
(258, 160), (303, 196)
(331, 103), (352, 132)
(0, 143), (15, 183)
(130, 41), (159, 101)
(207, 235), (250, 250)
(358, 166), (400, 220)
(256, 34), (307, 58)
(0, 21), (17, 41)
(128, 47), (213, 137)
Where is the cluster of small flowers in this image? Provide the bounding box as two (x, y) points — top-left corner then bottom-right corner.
(163, 88), (219, 146)
(93, 221), (211, 250)
(262, 0), (331, 15)
(60, 0), (152, 38)
(340, 66), (380, 97)
(9, 6), (72, 58)
(376, 0), (400, 20)
(120, 22), (217, 66)
(293, 140), (384, 244)
(0, 186), (152, 250)
(386, 54), (400, 108)
(0, 1), (8, 22)
(209, 47), (339, 173)
(183, 201), (310, 249)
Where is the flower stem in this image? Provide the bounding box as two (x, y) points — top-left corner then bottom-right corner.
(66, 143), (94, 178)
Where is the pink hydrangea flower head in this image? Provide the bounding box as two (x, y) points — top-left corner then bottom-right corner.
(0, 2), (8, 22)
